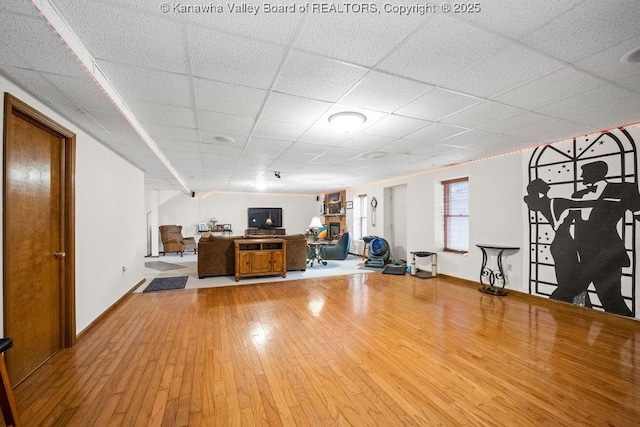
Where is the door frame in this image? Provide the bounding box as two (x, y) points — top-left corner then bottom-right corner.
(3, 93), (76, 350)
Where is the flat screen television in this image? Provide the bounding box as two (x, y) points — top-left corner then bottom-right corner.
(247, 207), (282, 229)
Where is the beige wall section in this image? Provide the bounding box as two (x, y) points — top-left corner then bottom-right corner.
(155, 191), (319, 242)
(0, 73), (146, 334)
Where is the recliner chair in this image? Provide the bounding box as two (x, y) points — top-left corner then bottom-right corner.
(159, 225), (197, 256)
(322, 231), (352, 260)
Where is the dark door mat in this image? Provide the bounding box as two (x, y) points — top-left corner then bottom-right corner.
(143, 276), (188, 292)
(145, 261), (187, 271)
(382, 265), (407, 275)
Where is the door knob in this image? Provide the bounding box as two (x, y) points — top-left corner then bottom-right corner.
(53, 251), (66, 258)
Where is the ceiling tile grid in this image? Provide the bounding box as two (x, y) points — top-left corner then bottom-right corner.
(2, 1), (640, 193)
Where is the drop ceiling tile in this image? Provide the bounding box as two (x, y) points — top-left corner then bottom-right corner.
(200, 143), (244, 157)
(1, 67), (76, 109)
(339, 71), (433, 113)
(189, 26), (287, 89)
(286, 142), (332, 156)
(296, 12), (427, 67)
(320, 146), (363, 161)
(339, 134), (394, 150)
(297, 126), (352, 146)
(477, 111), (556, 135)
(164, 149), (203, 161)
(0, 40), (30, 68)
(521, 0), (640, 63)
(128, 101), (196, 128)
(252, 120), (308, 140)
(154, 139), (200, 152)
(194, 78), (267, 118)
(402, 122), (468, 143)
(0, 12), (86, 78)
(378, 139), (428, 154)
(440, 101), (524, 129)
(444, 45), (564, 98)
(456, 0), (584, 39)
(83, 109), (133, 133)
(246, 137), (293, 152)
(177, 4), (303, 45)
(396, 88), (481, 121)
(97, 61), (194, 107)
(1, 0), (41, 15)
(275, 152), (317, 163)
(493, 67), (605, 110)
(197, 110), (255, 135)
(361, 114), (431, 138)
(261, 93), (333, 126)
(440, 130), (499, 148)
(511, 120), (597, 144)
(378, 15), (509, 86)
(46, 73), (118, 112)
(275, 50), (368, 102)
(145, 124), (200, 142)
(534, 85), (639, 119)
(616, 73), (640, 93)
(565, 99), (640, 129)
(574, 36), (640, 82)
(55, 0), (190, 73)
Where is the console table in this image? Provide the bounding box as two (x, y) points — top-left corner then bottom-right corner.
(476, 244), (519, 296)
(234, 238), (286, 281)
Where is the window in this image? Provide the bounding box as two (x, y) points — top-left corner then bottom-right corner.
(443, 178), (469, 253)
(354, 194), (368, 240)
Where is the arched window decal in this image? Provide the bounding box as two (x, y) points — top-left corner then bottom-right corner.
(526, 128), (638, 317)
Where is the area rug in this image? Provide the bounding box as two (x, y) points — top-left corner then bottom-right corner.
(382, 265), (407, 275)
(145, 261), (186, 271)
(143, 276), (188, 292)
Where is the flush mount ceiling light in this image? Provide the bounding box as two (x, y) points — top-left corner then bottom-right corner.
(329, 111), (367, 133)
(621, 46), (640, 63)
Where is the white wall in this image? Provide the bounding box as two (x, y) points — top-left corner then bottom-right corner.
(348, 153), (526, 290)
(0, 74), (146, 334)
(156, 191), (320, 242)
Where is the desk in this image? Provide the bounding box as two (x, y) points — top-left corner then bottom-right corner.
(307, 241), (327, 266)
(476, 244), (519, 296)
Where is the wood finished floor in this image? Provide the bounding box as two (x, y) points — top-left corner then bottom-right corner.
(8, 273), (640, 426)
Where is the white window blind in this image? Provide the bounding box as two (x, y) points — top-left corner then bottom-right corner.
(443, 178), (469, 253)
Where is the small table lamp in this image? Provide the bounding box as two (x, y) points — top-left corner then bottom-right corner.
(309, 216), (323, 240)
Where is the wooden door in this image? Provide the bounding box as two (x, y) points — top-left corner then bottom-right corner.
(251, 251), (272, 273)
(271, 250), (284, 273)
(238, 252), (251, 275)
(3, 94), (76, 385)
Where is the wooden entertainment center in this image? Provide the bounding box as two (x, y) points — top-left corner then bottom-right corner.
(234, 238), (286, 281)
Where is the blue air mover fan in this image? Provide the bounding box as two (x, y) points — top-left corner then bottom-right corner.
(363, 235), (390, 268)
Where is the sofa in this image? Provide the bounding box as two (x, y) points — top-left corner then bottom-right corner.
(197, 233), (308, 279)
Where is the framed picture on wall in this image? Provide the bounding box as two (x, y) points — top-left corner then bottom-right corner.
(346, 201), (353, 209)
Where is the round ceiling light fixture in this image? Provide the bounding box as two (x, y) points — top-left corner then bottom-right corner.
(621, 45), (640, 63)
(328, 111), (367, 133)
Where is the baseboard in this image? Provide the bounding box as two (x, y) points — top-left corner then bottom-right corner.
(76, 278), (146, 341)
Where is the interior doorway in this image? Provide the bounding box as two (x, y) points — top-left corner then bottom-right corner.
(3, 94), (76, 385)
(384, 184), (408, 262)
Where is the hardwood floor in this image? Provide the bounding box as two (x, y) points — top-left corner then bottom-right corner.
(8, 273), (640, 426)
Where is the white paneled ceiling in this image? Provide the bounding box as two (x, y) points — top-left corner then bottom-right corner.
(1, 0), (640, 194)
